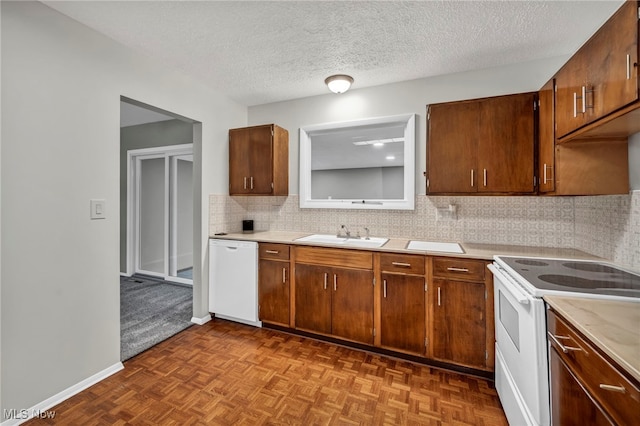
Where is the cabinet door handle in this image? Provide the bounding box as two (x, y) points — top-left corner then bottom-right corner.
(265, 250), (279, 254)
(250, 176), (254, 190)
(437, 287), (441, 306)
(323, 273), (328, 290)
(544, 164), (554, 184)
(547, 332), (581, 353)
(599, 384), (626, 394)
(483, 169), (487, 187)
(391, 262), (411, 268)
(243, 176), (247, 189)
(383, 279), (387, 298)
(626, 54), (631, 80)
(447, 267), (469, 273)
(470, 169), (475, 187)
(573, 92), (578, 118)
(282, 267), (286, 284)
(581, 86), (587, 113)
(334, 274), (337, 291)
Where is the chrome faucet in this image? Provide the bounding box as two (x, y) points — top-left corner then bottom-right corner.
(338, 224), (351, 238)
(364, 227), (370, 240)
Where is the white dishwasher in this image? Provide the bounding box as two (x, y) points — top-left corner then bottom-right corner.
(209, 239), (261, 327)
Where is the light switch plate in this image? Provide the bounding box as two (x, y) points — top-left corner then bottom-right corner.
(90, 199), (106, 220)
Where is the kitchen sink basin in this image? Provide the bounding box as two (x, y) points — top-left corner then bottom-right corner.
(407, 240), (464, 253)
(295, 234), (388, 248)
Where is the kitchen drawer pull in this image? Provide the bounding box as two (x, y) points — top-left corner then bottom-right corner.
(265, 250), (279, 254)
(483, 169), (487, 187)
(470, 169), (474, 187)
(599, 384), (626, 394)
(437, 287), (441, 306)
(447, 267), (469, 273)
(391, 262), (411, 268)
(282, 267), (286, 284)
(383, 279), (387, 298)
(243, 176), (247, 189)
(250, 176), (254, 190)
(323, 273), (328, 290)
(548, 332), (581, 353)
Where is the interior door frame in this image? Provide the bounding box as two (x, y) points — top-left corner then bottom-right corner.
(126, 144), (194, 282)
(169, 154), (194, 285)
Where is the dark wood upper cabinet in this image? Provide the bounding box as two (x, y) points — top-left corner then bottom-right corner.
(427, 92), (536, 195)
(538, 79), (556, 193)
(478, 94), (536, 193)
(555, 0), (639, 141)
(427, 101), (479, 193)
(229, 124), (288, 195)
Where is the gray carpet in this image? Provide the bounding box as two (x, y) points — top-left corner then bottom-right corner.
(120, 275), (193, 361)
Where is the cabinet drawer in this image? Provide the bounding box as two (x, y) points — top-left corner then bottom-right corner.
(547, 309), (640, 426)
(380, 253), (425, 275)
(432, 258), (486, 281)
(259, 243), (290, 261)
(294, 246), (372, 270)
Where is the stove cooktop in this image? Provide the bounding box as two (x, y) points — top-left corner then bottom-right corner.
(495, 256), (640, 299)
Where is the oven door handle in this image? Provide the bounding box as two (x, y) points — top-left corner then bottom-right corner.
(488, 263), (530, 305)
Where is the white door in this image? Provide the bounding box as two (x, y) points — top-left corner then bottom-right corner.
(129, 145), (193, 284)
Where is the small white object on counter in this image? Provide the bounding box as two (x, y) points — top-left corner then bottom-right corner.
(407, 240), (464, 253)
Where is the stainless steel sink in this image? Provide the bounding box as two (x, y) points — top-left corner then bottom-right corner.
(295, 234), (388, 248)
(407, 240), (464, 253)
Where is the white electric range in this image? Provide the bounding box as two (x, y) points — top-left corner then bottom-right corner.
(488, 256), (640, 426)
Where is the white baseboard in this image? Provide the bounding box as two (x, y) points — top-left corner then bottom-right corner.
(191, 314), (211, 325)
(1, 362), (124, 426)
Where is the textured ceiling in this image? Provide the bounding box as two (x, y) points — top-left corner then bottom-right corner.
(43, 1), (625, 106)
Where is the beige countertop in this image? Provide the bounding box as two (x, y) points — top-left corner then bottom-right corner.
(544, 295), (640, 383)
(211, 230), (598, 261)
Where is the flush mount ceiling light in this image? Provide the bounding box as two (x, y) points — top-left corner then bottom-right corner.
(325, 74), (354, 94)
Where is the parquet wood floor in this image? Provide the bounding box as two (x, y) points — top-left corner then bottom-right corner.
(26, 319), (508, 425)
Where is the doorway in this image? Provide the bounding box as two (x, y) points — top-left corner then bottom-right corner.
(129, 145), (193, 285)
(120, 97), (201, 360)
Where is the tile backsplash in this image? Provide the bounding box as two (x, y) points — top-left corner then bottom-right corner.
(209, 191), (640, 271)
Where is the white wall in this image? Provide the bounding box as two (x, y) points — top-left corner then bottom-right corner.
(248, 56), (568, 195)
(0, 1), (245, 417)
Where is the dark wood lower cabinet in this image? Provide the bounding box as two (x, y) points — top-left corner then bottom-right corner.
(258, 258), (290, 326)
(259, 246), (494, 375)
(294, 264), (332, 335)
(331, 268), (374, 344)
(549, 347), (613, 426)
(295, 263), (374, 344)
(432, 278), (487, 369)
(380, 273), (425, 355)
